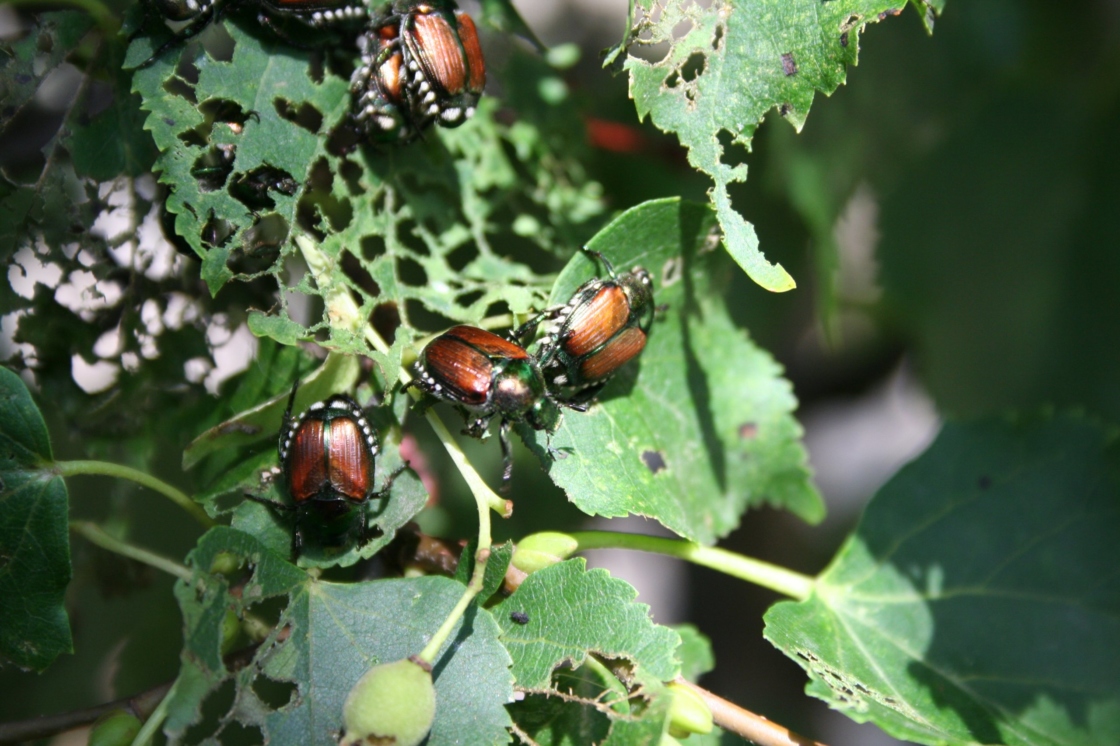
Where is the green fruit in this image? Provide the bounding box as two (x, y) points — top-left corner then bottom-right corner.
(88, 709), (142, 746)
(340, 657), (436, 746)
(512, 532), (579, 574)
(665, 682), (713, 738)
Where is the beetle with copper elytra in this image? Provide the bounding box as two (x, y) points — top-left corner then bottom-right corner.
(410, 325), (561, 490)
(350, 0), (486, 142)
(514, 248), (655, 408)
(247, 380), (407, 560)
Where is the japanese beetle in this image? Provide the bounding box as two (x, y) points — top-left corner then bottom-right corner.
(515, 249), (655, 407)
(395, 1), (485, 126)
(248, 381), (406, 560)
(137, 0), (368, 68)
(350, 22), (433, 143)
(411, 325), (561, 489)
(349, 0), (485, 142)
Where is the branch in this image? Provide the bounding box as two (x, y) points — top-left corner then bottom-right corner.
(674, 679), (829, 746)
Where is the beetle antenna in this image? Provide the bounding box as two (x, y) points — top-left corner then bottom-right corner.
(499, 420), (513, 494)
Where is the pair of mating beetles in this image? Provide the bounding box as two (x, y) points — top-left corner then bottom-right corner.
(140, 0), (484, 144)
(254, 250), (655, 559)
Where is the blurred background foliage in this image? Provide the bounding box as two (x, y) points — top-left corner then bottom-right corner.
(2, 0), (1119, 743)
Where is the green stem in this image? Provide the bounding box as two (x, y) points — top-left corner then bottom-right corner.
(54, 459), (215, 528)
(70, 521), (193, 581)
(129, 678), (176, 746)
(417, 544), (489, 665)
(422, 410), (510, 517)
(568, 531), (815, 600)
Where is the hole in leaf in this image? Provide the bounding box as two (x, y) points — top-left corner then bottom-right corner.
(359, 234), (387, 262)
(162, 72), (197, 104)
(182, 677), (237, 743)
(242, 594), (289, 631)
(339, 159), (362, 196)
(671, 19), (694, 40)
(342, 250), (380, 298)
(397, 256), (427, 287)
(238, 214), (288, 264)
(840, 31), (850, 48)
(307, 50), (326, 85)
(371, 301), (400, 344)
(641, 450), (666, 474)
(712, 22), (724, 50)
(456, 290), (484, 308)
(445, 243), (477, 272)
(229, 166), (298, 211)
(404, 299), (458, 334)
(717, 129), (750, 165)
(326, 118), (361, 156)
(273, 98), (323, 134)
(840, 13), (862, 33)
(201, 213), (235, 249)
(252, 674), (299, 710)
(396, 220), (431, 258)
(483, 300), (508, 319)
(679, 51), (706, 82)
(191, 146), (236, 191)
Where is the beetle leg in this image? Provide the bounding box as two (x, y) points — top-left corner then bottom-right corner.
(499, 419), (513, 494)
(291, 517), (304, 561)
(279, 376), (301, 456)
(136, 0), (223, 69)
(243, 492), (296, 513)
(373, 461), (410, 499)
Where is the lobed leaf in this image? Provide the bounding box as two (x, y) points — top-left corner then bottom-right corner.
(764, 413), (1120, 746)
(493, 558), (680, 690)
(521, 198), (822, 543)
(165, 527), (513, 745)
(622, 0), (942, 291)
(0, 367), (72, 671)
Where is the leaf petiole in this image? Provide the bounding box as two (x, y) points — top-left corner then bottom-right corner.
(53, 460), (214, 528)
(568, 530), (815, 600)
(69, 521), (193, 581)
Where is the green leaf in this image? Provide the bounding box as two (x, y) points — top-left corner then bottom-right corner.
(164, 527), (513, 745)
(183, 351), (361, 470)
(0, 367), (72, 671)
(764, 413), (1120, 746)
(623, 1), (937, 290)
(493, 558), (680, 690)
(130, 21), (603, 358)
(523, 198), (822, 543)
(673, 624), (715, 683)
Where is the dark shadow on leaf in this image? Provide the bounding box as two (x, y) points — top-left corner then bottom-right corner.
(678, 211), (726, 492)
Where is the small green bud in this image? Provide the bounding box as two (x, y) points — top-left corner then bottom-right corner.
(88, 709), (142, 746)
(340, 657), (435, 746)
(208, 551), (241, 576)
(512, 532), (579, 574)
(666, 682), (713, 738)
